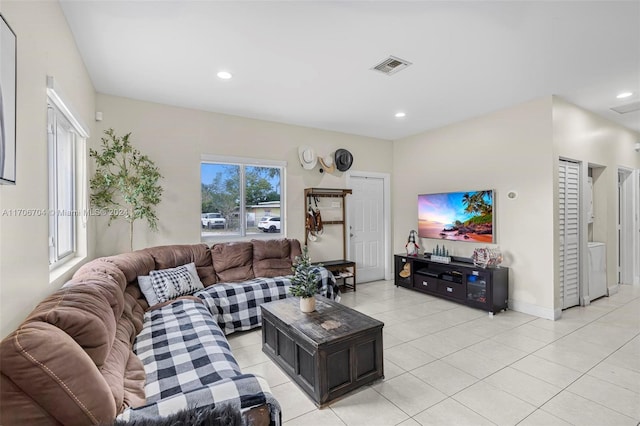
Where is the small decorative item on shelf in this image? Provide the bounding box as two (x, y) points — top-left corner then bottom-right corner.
(399, 263), (411, 278)
(289, 246), (320, 312)
(431, 244), (451, 264)
(405, 230), (420, 256)
(472, 247), (503, 268)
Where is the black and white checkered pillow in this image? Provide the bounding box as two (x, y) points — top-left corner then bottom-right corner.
(149, 263), (204, 303)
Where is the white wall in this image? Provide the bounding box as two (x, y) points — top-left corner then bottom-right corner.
(552, 96), (640, 294)
(94, 94), (393, 262)
(393, 97), (557, 318)
(0, 1), (96, 339)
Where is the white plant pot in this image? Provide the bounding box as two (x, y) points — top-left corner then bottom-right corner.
(299, 296), (316, 313)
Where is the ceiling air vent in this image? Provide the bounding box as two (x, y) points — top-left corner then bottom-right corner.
(371, 56), (412, 76)
(610, 101), (640, 114)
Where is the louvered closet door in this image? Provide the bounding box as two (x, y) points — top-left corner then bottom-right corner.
(559, 160), (580, 309)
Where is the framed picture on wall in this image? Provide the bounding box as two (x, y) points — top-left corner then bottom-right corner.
(0, 13), (16, 185)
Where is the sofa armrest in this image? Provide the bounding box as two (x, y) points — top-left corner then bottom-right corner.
(116, 374), (281, 425)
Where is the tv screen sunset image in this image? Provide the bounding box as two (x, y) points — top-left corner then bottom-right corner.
(418, 190), (494, 243)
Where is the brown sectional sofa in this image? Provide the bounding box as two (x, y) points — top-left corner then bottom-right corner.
(0, 238), (330, 426)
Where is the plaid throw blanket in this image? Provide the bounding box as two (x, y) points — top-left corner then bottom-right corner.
(196, 266), (339, 335)
(117, 374), (280, 425)
(133, 300), (242, 402)
(126, 299), (281, 424)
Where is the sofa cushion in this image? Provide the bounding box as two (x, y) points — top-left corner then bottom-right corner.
(142, 263), (204, 304)
(211, 242), (254, 283)
(101, 337), (146, 413)
(252, 239), (295, 278)
(122, 291), (146, 340)
(100, 291), (147, 413)
(125, 282), (149, 311)
(74, 259), (129, 292)
(25, 277), (123, 367)
(123, 353), (147, 410)
(289, 238), (303, 260)
(102, 252), (156, 285)
(144, 244), (217, 287)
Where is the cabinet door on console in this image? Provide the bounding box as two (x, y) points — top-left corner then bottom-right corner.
(465, 270), (491, 308)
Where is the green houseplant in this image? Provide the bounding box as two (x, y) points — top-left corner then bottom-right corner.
(289, 246), (321, 312)
(89, 128), (163, 252)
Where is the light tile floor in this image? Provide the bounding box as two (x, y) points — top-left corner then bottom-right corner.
(227, 281), (640, 426)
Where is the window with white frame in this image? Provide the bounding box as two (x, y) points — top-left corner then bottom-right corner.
(47, 77), (89, 268)
(201, 155), (285, 240)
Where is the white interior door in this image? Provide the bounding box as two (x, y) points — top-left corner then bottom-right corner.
(349, 175), (385, 283)
(559, 160), (580, 309)
(618, 168), (635, 286)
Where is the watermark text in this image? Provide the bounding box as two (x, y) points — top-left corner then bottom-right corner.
(1, 208), (130, 217)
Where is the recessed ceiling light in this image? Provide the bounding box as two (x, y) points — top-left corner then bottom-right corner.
(217, 71), (232, 80)
(395, 112), (406, 118)
(616, 92), (632, 99)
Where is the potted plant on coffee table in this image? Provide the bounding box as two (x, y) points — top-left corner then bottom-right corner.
(289, 246), (321, 313)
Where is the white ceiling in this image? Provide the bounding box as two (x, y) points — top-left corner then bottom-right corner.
(60, 1), (640, 140)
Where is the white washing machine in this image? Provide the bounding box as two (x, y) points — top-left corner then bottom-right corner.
(587, 242), (607, 301)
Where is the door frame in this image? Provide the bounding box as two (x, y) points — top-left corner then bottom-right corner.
(617, 166), (639, 286)
(345, 171), (392, 281)
(578, 160), (589, 306)
(636, 169), (640, 285)
(636, 169), (640, 286)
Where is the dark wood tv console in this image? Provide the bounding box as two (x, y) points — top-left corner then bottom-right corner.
(394, 254), (509, 315)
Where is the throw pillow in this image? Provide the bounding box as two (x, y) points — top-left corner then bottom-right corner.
(138, 263), (204, 305)
(138, 274), (160, 306)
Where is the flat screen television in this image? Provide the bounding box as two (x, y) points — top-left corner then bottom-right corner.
(418, 190), (494, 243)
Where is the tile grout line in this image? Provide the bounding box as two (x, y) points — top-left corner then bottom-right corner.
(387, 293), (638, 425)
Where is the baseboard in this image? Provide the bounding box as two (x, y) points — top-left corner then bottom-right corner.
(508, 299), (559, 320)
(608, 283), (619, 295)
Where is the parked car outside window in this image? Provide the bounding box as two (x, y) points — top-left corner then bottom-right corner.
(201, 213), (226, 229)
(258, 216), (281, 233)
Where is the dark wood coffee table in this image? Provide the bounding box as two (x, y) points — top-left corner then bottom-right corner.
(261, 296), (384, 407)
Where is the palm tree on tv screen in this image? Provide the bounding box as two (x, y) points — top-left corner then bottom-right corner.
(462, 191), (492, 219)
